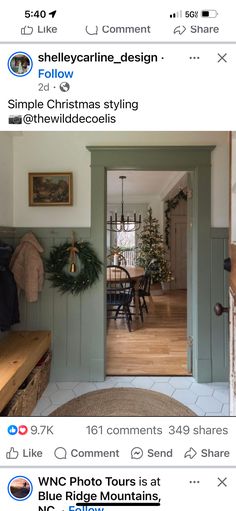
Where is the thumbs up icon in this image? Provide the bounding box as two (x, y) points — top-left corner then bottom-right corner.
(6, 447), (19, 459)
(21, 26), (34, 35)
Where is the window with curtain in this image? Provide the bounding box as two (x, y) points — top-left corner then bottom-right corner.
(116, 226), (136, 266)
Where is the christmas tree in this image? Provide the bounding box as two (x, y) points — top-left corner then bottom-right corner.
(137, 207), (172, 283)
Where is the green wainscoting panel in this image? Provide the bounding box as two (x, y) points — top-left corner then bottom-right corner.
(10, 227), (103, 382)
(211, 228), (229, 382)
(0, 226), (15, 246)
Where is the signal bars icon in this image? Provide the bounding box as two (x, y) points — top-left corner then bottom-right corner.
(170, 11), (182, 18)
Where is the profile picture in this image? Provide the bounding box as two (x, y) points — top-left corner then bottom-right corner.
(8, 52), (33, 76)
(8, 476), (33, 501)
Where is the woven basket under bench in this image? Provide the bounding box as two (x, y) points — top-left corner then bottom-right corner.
(1, 350), (52, 416)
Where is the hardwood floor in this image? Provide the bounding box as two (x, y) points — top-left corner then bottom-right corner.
(106, 290), (189, 376)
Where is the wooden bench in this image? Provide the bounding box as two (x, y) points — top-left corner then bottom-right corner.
(0, 331), (51, 413)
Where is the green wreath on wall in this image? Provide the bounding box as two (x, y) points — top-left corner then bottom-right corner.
(45, 240), (102, 295)
(164, 190), (187, 248)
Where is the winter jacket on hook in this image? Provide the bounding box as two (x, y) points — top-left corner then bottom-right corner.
(10, 232), (44, 303)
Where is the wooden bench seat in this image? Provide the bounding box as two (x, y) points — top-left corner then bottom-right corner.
(0, 330), (51, 412)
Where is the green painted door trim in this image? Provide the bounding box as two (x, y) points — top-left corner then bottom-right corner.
(88, 145), (215, 383)
(187, 172), (194, 373)
(210, 227), (229, 381)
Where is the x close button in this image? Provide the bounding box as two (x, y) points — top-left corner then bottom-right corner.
(217, 53), (227, 63)
(217, 477), (227, 487)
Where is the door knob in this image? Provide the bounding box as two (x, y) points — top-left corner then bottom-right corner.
(214, 303), (229, 316)
(224, 257), (231, 272)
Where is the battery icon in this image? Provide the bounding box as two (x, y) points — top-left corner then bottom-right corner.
(201, 10), (218, 17)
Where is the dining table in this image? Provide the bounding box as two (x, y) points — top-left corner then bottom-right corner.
(106, 265), (145, 318)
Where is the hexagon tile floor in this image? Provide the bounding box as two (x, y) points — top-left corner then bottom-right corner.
(31, 377), (229, 417)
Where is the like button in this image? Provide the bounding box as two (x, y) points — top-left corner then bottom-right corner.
(6, 447), (19, 459)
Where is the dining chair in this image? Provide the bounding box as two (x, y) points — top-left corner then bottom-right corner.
(106, 265), (133, 331)
(138, 271), (152, 314)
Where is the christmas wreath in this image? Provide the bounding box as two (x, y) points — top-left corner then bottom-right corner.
(45, 240), (102, 295)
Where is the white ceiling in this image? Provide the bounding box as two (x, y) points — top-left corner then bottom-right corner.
(107, 170), (186, 199)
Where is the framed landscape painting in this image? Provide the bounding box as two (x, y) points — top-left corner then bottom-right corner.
(28, 172), (73, 206)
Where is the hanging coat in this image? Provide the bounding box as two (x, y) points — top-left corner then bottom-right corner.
(0, 243), (20, 331)
(10, 232), (44, 303)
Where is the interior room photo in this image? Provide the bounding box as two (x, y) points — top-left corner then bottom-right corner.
(0, 130), (235, 417)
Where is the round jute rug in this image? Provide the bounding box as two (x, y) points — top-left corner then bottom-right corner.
(49, 387), (196, 416)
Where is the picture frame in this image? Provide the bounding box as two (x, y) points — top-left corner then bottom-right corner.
(28, 172), (73, 206)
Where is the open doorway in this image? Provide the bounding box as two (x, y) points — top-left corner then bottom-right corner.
(106, 169), (189, 376)
(89, 144), (228, 384)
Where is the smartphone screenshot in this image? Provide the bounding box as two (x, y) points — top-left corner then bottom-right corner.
(0, 1), (236, 509)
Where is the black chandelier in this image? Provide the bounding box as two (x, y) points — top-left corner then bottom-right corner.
(107, 176), (142, 232)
